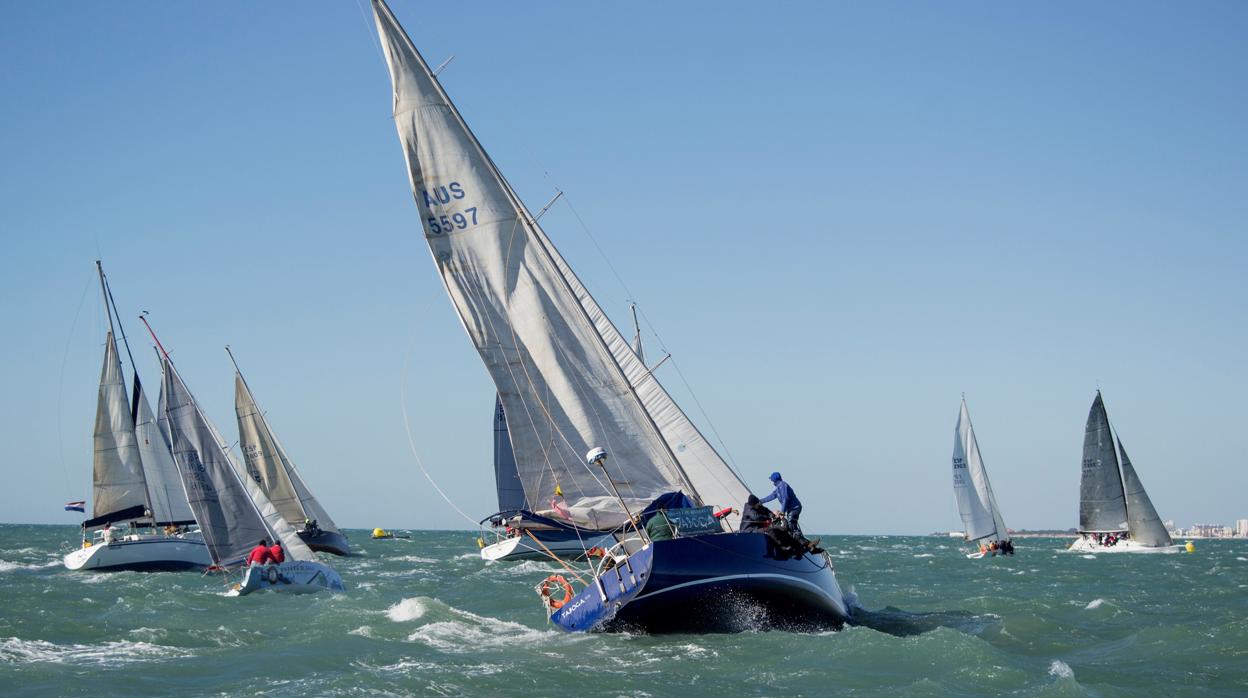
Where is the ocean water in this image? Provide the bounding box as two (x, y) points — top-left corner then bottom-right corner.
(1, 525), (1245, 696)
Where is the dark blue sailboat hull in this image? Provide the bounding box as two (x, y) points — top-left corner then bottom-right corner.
(550, 532), (849, 634)
(298, 529), (351, 556)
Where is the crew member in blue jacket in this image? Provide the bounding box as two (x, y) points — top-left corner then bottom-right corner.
(758, 471), (803, 533)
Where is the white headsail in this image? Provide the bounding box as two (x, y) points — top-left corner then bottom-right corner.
(371, 0), (749, 528)
(952, 398), (1007, 542)
(133, 377), (195, 524)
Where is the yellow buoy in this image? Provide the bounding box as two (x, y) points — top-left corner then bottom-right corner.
(1185, 540), (1195, 553)
(372, 527), (388, 539)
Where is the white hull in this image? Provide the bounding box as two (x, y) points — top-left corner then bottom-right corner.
(230, 561), (345, 596)
(480, 533), (613, 562)
(1065, 537), (1185, 554)
(63, 533), (211, 572)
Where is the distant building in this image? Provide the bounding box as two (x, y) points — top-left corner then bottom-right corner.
(1237, 519), (1248, 538)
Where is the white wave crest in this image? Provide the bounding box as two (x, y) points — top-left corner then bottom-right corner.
(386, 597), (428, 622)
(0, 559), (60, 573)
(1048, 659), (1074, 679)
(404, 605), (559, 653)
(0, 637), (190, 665)
(1084, 598), (1106, 610)
(348, 625), (374, 638)
(1081, 554), (1096, 560)
(390, 555), (439, 564)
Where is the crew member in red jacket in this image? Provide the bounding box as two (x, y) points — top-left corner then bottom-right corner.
(268, 540), (285, 564)
(246, 539), (273, 566)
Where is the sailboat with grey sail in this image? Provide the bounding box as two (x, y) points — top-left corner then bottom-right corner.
(144, 319), (345, 594)
(1067, 391), (1183, 554)
(228, 348), (350, 556)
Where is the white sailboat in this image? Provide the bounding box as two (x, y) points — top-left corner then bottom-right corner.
(951, 398), (1013, 559)
(1067, 391), (1183, 554)
(369, 0), (849, 632)
(145, 320), (345, 595)
(227, 348), (350, 556)
(64, 263), (210, 572)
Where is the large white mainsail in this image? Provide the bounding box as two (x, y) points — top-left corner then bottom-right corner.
(91, 331), (149, 520)
(952, 398), (1007, 542)
(371, 0), (749, 528)
(232, 365), (342, 536)
(159, 357), (313, 566)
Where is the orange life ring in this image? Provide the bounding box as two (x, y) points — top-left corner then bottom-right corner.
(539, 575), (575, 610)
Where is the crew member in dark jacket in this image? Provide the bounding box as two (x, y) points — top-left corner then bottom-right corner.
(740, 494), (773, 532)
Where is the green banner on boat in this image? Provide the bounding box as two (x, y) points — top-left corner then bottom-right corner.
(664, 507), (722, 537)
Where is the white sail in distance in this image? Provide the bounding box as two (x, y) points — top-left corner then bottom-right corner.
(133, 377), (195, 525)
(371, 0), (749, 528)
(92, 331), (148, 520)
(233, 368), (340, 535)
(952, 398), (1007, 542)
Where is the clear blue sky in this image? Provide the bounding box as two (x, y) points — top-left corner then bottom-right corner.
(2, 2), (1245, 535)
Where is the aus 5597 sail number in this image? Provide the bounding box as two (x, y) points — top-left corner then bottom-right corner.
(420, 181), (478, 234)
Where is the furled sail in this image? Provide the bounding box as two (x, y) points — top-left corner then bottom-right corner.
(372, 0), (748, 527)
(160, 358), (312, 566)
(233, 369), (341, 535)
(493, 396), (526, 512)
(1079, 392), (1128, 533)
(1117, 439), (1172, 547)
(952, 399), (1006, 542)
(133, 376), (195, 525)
(92, 331), (149, 520)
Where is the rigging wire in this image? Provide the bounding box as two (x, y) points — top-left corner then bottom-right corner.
(399, 333), (486, 531)
(555, 191), (746, 480)
(56, 270), (95, 499)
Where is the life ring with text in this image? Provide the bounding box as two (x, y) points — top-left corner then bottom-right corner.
(539, 575), (574, 610)
(266, 566), (280, 584)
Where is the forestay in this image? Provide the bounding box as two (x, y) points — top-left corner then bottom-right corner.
(160, 358), (312, 566)
(1079, 392), (1129, 533)
(952, 399), (1006, 542)
(372, 0), (748, 528)
(1117, 439), (1172, 547)
(92, 332), (148, 520)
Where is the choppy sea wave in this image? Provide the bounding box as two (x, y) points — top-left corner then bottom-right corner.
(0, 525), (1245, 696)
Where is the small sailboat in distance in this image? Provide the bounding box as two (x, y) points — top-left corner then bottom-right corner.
(951, 397), (1014, 559)
(144, 319), (345, 595)
(1067, 391), (1182, 554)
(227, 347), (351, 556)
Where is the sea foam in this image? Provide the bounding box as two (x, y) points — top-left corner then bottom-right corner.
(1048, 659), (1075, 679)
(0, 637), (190, 665)
(386, 597), (428, 622)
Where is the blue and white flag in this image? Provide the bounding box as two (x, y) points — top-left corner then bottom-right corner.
(65, 501), (85, 513)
